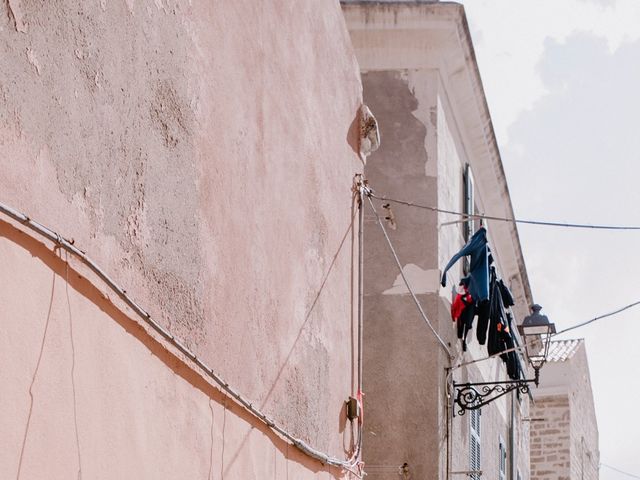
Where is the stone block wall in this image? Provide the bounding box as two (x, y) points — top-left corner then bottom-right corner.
(568, 347), (600, 480)
(530, 395), (571, 480)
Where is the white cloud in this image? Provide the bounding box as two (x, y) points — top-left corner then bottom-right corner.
(459, 0), (640, 144)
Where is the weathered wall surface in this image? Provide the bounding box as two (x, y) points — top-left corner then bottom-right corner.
(0, 0), (363, 478)
(344, 3), (532, 480)
(0, 224), (344, 479)
(360, 68), (444, 480)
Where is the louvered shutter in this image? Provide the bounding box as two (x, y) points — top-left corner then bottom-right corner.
(469, 409), (481, 480)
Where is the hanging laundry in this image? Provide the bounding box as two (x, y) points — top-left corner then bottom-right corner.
(441, 227), (490, 302)
(487, 268), (506, 357)
(475, 299), (490, 345)
(451, 278), (475, 351)
(451, 278), (472, 321)
(486, 268), (520, 380)
(475, 246), (496, 345)
(498, 278), (515, 307)
(442, 227), (521, 378)
(502, 312), (520, 380)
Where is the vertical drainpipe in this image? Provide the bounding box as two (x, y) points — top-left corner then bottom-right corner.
(357, 176), (365, 455)
(446, 371), (451, 480)
(510, 391), (516, 480)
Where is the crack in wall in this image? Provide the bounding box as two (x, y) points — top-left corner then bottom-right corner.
(220, 400), (227, 480)
(208, 399), (215, 480)
(64, 254), (83, 480)
(5, 0), (25, 32)
(16, 272), (56, 480)
(5, 0), (17, 31)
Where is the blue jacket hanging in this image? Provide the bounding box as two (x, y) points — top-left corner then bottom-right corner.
(441, 227), (490, 302)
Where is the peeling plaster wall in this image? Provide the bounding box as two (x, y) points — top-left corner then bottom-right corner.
(359, 67), (531, 480)
(345, 4), (533, 479)
(361, 69), (444, 480)
(0, 1), (363, 478)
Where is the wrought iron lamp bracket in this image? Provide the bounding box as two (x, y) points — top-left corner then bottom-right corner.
(452, 376), (537, 417)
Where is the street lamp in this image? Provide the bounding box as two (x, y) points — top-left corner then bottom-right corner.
(517, 304), (556, 385)
(452, 304), (556, 416)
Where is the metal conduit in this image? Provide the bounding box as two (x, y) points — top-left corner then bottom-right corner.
(0, 199), (363, 475)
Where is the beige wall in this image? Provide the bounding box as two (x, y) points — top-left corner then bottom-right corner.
(0, 1), (364, 478)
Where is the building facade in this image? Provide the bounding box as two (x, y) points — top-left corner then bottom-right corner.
(0, 1), (602, 479)
(342, 2), (535, 479)
(0, 1), (365, 478)
(530, 339), (600, 480)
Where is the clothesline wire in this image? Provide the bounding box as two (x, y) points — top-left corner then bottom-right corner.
(370, 192), (640, 231)
(601, 463), (640, 479)
(451, 344), (526, 371)
(364, 191), (453, 360)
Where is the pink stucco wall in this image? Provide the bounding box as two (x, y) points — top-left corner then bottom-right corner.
(0, 1), (363, 478)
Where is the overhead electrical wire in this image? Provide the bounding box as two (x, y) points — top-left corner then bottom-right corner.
(0, 199), (364, 476)
(364, 190), (453, 359)
(370, 192), (640, 231)
(552, 299), (640, 336)
(451, 296), (640, 371)
(364, 185), (640, 367)
(601, 463), (640, 479)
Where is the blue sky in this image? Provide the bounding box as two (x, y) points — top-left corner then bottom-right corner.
(459, 1), (640, 478)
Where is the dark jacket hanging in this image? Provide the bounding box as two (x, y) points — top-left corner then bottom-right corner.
(441, 227), (490, 302)
(486, 269), (520, 380)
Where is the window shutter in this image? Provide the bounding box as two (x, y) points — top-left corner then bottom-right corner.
(463, 163), (475, 242)
(499, 436), (506, 480)
(462, 164), (475, 275)
(469, 409), (481, 480)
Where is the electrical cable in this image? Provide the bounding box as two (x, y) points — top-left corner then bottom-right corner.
(370, 192), (640, 231)
(552, 300), (640, 336)
(352, 176), (366, 475)
(364, 193), (453, 359)
(451, 344), (526, 371)
(600, 463), (640, 479)
(0, 199), (364, 475)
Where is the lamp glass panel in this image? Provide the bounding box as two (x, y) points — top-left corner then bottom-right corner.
(522, 325), (551, 335)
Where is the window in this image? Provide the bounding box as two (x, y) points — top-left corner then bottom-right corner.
(462, 164), (475, 274)
(499, 436), (507, 480)
(469, 409), (481, 480)
(463, 163), (475, 242)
